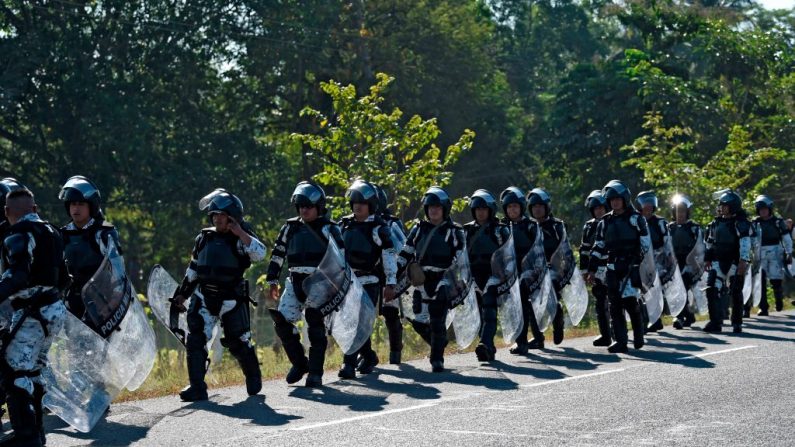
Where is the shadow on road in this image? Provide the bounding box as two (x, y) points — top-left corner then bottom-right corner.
(381, 363), (520, 390)
(289, 382), (391, 412)
(174, 394), (302, 427)
(47, 409), (165, 446)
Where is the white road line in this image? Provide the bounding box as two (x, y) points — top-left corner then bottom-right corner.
(287, 400), (442, 431)
(676, 345), (757, 360)
(273, 344), (758, 434)
(519, 367), (626, 388)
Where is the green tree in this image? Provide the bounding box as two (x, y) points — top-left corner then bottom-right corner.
(293, 73), (475, 221)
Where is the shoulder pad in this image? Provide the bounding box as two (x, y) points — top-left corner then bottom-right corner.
(201, 227), (217, 234)
(450, 221), (464, 230)
(100, 221), (115, 230)
(286, 217), (302, 225)
(3, 232), (29, 257)
(735, 219), (752, 233)
(463, 221), (478, 229)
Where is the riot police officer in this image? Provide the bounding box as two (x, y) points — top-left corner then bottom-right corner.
(464, 190), (510, 361)
(338, 180), (397, 378)
(501, 187), (545, 353)
(0, 178), (25, 241)
(397, 186), (464, 372)
(637, 191), (670, 332)
(58, 176), (124, 332)
(668, 194), (701, 329)
(0, 178), (25, 433)
(267, 182), (345, 387)
(581, 190), (611, 346)
(172, 189), (266, 400)
(750, 195), (792, 315)
(528, 188), (568, 345)
(703, 190), (753, 333)
(586, 180), (649, 353)
(375, 184), (406, 364)
(0, 188), (68, 446)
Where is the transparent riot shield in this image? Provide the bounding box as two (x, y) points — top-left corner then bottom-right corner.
(640, 248), (664, 325)
(487, 235), (523, 344)
(691, 272), (709, 315)
(741, 266), (752, 305)
(443, 254), (480, 349)
(658, 239), (687, 317)
(302, 239), (376, 355)
(43, 313), (124, 432)
(146, 265), (222, 370)
(549, 229), (588, 326)
(82, 248), (155, 391)
(521, 231), (554, 331)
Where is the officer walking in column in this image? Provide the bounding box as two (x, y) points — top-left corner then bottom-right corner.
(702, 190), (753, 333)
(338, 180), (397, 378)
(749, 195), (792, 316)
(586, 180), (649, 353)
(172, 189), (266, 401)
(580, 190), (611, 347)
(668, 194), (701, 329)
(0, 188), (68, 446)
(267, 182), (345, 387)
(397, 187), (465, 372)
(500, 187), (545, 353)
(464, 189), (510, 361)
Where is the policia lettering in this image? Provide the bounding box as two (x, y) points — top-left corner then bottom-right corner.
(0, 188), (68, 447)
(173, 189), (266, 401)
(338, 180), (398, 379)
(268, 182), (346, 388)
(398, 186), (465, 373)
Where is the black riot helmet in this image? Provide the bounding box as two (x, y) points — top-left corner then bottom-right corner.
(199, 188), (244, 222)
(636, 190), (659, 211)
(468, 189), (498, 220)
(754, 194), (774, 214)
(602, 180), (632, 210)
(291, 181), (327, 215)
(527, 187), (551, 217)
(714, 189), (743, 215)
(584, 190), (607, 218)
(58, 175), (103, 218)
(422, 186), (452, 219)
(1, 177), (25, 210)
(670, 193), (693, 219)
(346, 179), (379, 215)
(499, 186), (526, 215)
(375, 184), (389, 215)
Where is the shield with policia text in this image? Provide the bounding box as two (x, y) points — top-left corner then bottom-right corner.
(549, 228), (588, 326)
(486, 235), (523, 344)
(443, 252), (481, 349)
(302, 238), (376, 355)
(520, 230), (555, 331)
(640, 247), (664, 325)
(657, 239), (687, 317)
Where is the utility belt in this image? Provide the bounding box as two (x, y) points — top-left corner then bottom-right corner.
(199, 280), (250, 304)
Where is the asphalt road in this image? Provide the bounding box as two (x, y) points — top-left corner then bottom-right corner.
(46, 312), (795, 446)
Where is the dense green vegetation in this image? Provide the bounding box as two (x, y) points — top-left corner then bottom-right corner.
(2, 0), (793, 288)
